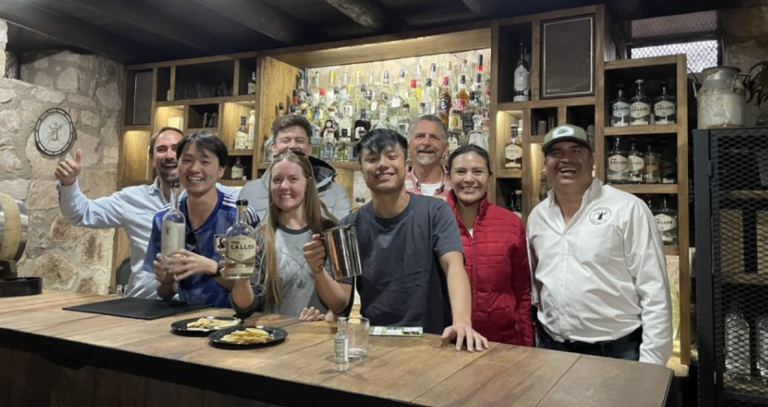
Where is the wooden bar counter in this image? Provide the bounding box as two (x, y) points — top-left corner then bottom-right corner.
(0, 291), (672, 407)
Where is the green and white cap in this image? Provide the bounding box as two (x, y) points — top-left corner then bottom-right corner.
(542, 124), (591, 155)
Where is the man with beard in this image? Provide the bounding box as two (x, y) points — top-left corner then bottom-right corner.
(55, 127), (235, 299)
(527, 124), (672, 365)
(404, 115), (452, 199)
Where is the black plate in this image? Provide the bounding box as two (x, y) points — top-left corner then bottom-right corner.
(208, 325), (288, 349)
(171, 316), (241, 336)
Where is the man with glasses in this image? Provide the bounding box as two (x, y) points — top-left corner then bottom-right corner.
(239, 116), (351, 220)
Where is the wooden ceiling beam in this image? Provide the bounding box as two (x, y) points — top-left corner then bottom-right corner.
(0, 0), (140, 62)
(189, 0), (304, 44)
(323, 0), (387, 31)
(461, 0), (501, 17)
(50, 0), (220, 54)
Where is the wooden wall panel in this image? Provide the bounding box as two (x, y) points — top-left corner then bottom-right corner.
(120, 131), (151, 182)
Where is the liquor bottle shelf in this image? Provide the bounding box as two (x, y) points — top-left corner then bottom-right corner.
(229, 149), (254, 157)
(257, 161), (361, 171)
(604, 124), (678, 136)
(156, 94), (257, 107)
(723, 273), (768, 286)
(530, 135), (545, 144)
(612, 184), (678, 194)
(497, 96), (595, 112)
(496, 168), (523, 179)
(186, 127), (219, 134)
(220, 179), (248, 187)
(123, 125), (151, 132)
(604, 55), (680, 71)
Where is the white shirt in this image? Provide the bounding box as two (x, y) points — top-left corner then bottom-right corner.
(57, 178), (237, 299)
(527, 178), (672, 365)
(419, 182), (442, 197)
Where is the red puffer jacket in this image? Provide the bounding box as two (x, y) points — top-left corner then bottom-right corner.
(447, 191), (534, 346)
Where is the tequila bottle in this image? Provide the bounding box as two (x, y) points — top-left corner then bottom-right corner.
(467, 114), (488, 151)
(454, 74), (470, 112)
(643, 144), (660, 184)
(504, 125), (523, 169)
(310, 107), (323, 157)
(247, 71), (257, 95)
(247, 110), (256, 149)
(234, 116), (249, 150)
(513, 43), (530, 102)
(438, 76), (452, 125)
(447, 130), (459, 157)
(630, 79), (651, 126)
(335, 129), (350, 162)
(397, 104), (412, 136)
(320, 130), (336, 162)
(388, 72), (405, 127)
(354, 109), (371, 143)
(627, 141), (644, 184)
(334, 318), (350, 372)
(161, 183), (185, 259)
(653, 196), (678, 245)
(224, 200), (257, 279)
(422, 78), (435, 115)
(725, 303), (751, 380)
(231, 157), (245, 180)
(610, 85), (630, 127)
(408, 79), (420, 118)
(607, 138), (628, 184)
(653, 81), (676, 125)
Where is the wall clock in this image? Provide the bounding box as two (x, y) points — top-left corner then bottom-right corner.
(35, 108), (76, 156)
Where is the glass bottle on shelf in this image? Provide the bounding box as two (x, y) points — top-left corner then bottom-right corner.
(310, 107), (323, 158)
(438, 76), (452, 125)
(643, 144), (661, 184)
(247, 71), (257, 95)
(653, 196), (678, 245)
(627, 140), (644, 184)
(513, 42), (530, 102)
(335, 129), (350, 162)
(725, 302), (752, 381)
(354, 109), (372, 145)
(454, 74), (470, 112)
(408, 79), (420, 118)
(161, 182), (185, 260)
(606, 138), (628, 184)
(659, 140), (677, 184)
(397, 104), (412, 136)
(758, 315), (768, 383)
(653, 81), (676, 125)
(539, 168), (548, 201)
(448, 102), (463, 143)
(231, 157), (245, 180)
(630, 79), (651, 126)
(422, 78), (435, 115)
(263, 134), (274, 163)
(467, 114), (488, 151)
(320, 124), (336, 162)
(610, 84), (631, 127)
(446, 130), (459, 158)
(234, 116), (248, 150)
(224, 199), (257, 280)
(504, 124), (523, 169)
(247, 110), (256, 150)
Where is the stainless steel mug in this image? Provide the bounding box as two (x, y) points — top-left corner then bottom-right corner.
(321, 225), (363, 280)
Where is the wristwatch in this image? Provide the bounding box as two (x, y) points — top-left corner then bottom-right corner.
(213, 262), (224, 277)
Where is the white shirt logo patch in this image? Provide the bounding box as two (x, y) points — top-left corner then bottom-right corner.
(589, 207), (611, 225)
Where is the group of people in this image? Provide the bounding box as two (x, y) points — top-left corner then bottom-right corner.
(55, 112), (672, 365)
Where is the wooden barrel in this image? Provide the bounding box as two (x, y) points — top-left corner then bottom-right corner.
(0, 193), (28, 261)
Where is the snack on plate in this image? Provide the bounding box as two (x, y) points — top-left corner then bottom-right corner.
(186, 317), (239, 331)
(220, 328), (272, 344)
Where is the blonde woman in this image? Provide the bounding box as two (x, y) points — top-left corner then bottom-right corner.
(231, 151), (351, 319)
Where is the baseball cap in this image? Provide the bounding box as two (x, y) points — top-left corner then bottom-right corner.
(542, 124), (592, 155)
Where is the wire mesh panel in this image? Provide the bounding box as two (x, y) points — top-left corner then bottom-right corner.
(631, 41), (718, 73)
(709, 128), (768, 407)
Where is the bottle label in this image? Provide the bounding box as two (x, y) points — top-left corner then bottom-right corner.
(608, 154), (629, 172)
(334, 337), (349, 363)
(231, 166), (244, 180)
(612, 102), (630, 118)
(505, 145), (523, 166)
(342, 105), (355, 118)
(226, 236), (256, 262)
(514, 68), (529, 92)
(655, 214), (677, 233)
(654, 100), (676, 124)
(235, 131), (249, 150)
(629, 155), (644, 172)
(630, 102), (650, 120)
(161, 221), (185, 256)
(355, 126), (366, 140)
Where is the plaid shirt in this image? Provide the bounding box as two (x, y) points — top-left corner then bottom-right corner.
(404, 166), (452, 199)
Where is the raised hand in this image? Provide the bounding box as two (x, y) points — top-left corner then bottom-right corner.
(55, 149), (83, 186)
(302, 234), (327, 275)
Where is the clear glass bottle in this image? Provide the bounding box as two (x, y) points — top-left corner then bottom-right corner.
(606, 138), (628, 184)
(247, 71), (257, 95)
(354, 109), (372, 144)
(610, 84), (630, 127)
(161, 182), (185, 259)
(454, 74), (470, 112)
(653, 81), (676, 125)
(653, 196), (678, 245)
(335, 129), (350, 162)
(438, 76), (452, 125)
(247, 109), (257, 150)
(758, 315), (768, 383)
(422, 78), (435, 115)
(447, 130), (459, 157)
(513, 43), (530, 102)
(643, 144), (661, 184)
(234, 116), (249, 150)
(397, 104), (412, 136)
(726, 303), (752, 381)
(320, 120), (336, 161)
(408, 79), (420, 118)
(630, 79), (651, 126)
(231, 157), (244, 180)
(504, 124), (523, 169)
(627, 140), (644, 184)
(334, 318), (350, 372)
(310, 107), (323, 158)
(467, 114), (488, 151)
(224, 199), (256, 280)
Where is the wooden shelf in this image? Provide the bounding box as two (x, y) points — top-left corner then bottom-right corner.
(186, 127), (218, 133)
(219, 179), (248, 187)
(530, 135), (545, 144)
(257, 161), (361, 171)
(496, 168), (522, 179)
(723, 273), (768, 286)
(156, 94), (256, 107)
(604, 124), (678, 136)
(123, 125), (150, 132)
(229, 149), (254, 157)
(497, 96), (595, 111)
(611, 184), (678, 194)
(604, 55), (680, 71)
(728, 190), (768, 199)
(663, 246), (679, 256)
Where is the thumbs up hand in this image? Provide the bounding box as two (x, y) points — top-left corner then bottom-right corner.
(54, 149), (83, 186)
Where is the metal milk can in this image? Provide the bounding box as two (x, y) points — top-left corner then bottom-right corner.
(694, 66), (749, 129)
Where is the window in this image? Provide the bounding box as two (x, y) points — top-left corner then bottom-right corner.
(627, 11), (721, 73)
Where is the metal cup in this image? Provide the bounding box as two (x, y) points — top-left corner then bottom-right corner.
(321, 225), (362, 280)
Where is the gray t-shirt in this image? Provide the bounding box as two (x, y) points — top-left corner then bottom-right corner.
(341, 193), (464, 334)
(233, 225), (330, 317)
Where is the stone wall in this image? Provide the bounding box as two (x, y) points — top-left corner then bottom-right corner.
(0, 20), (124, 294)
(722, 5), (768, 124)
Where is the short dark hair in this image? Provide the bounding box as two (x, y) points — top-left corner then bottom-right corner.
(354, 129), (408, 163)
(175, 131), (228, 168)
(447, 145), (493, 176)
(271, 115), (312, 139)
(148, 127), (184, 157)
